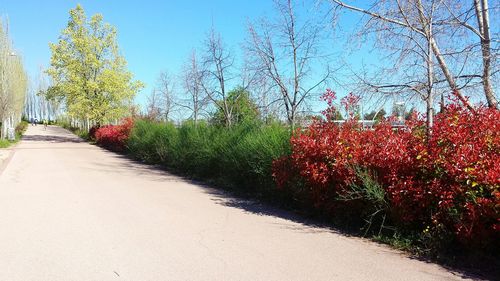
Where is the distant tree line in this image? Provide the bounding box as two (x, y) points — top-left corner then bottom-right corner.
(146, 0), (497, 130)
(41, 1), (497, 131)
(145, 0), (332, 130)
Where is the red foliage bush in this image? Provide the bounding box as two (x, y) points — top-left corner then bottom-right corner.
(420, 102), (499, 244)
(273, 89), (499, 248)
(94, 118), (134, 152)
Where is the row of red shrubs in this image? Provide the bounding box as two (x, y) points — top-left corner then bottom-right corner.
(273, 89), (499, 250)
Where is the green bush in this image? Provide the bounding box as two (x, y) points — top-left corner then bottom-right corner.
(127, 120), (178, 164)
(127, 119), (290, 196)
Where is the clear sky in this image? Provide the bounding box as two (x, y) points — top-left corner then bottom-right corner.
(0, 0), (389, 113)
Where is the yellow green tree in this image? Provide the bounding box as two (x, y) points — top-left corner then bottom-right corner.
(47, 5), (143, 126)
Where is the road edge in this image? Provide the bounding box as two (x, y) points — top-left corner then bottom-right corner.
(0, 148), (15, 176)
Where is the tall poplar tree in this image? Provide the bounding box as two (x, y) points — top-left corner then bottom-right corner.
(47, 5), (143, 126)
(0, 19), (27, 139)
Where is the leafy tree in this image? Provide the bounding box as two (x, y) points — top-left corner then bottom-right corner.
(212, 87), (259, 125)
(46, 5), (143, 126)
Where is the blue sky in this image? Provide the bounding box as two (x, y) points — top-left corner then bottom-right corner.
(0, 0), (389, 114)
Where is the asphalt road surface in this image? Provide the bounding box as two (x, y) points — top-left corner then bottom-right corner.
(0, 125), (475, 280)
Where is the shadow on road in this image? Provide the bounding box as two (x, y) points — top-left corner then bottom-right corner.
(205, 186), (498, 280)
(21, 134), (84, 143)
(84, 150), (334, 234)
(105, 150), (496, 280)
(88, 152), (183, 182)
(207, 189), (340, 235)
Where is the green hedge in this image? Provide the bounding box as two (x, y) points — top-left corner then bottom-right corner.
(127, 120), (290, 197)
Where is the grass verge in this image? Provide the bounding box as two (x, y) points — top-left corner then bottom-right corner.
(0, 121), (29, 148)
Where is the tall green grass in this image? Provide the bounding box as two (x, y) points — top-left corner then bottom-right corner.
(127, 120), (290, 197)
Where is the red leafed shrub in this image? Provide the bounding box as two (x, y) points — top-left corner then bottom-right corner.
(94, 118), (134, 152)
(273, 89), (499, 248)
(420, 102), (499, 245)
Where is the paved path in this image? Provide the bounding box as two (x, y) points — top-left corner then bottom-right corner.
(0, 125), (475, 281)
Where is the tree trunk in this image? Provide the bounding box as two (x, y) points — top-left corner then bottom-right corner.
(288, 109), (296, 132)
(475, 0), (497, 108)
(193, 106), (198, 126)
(0, 119), (5, 139)
(416, 0), (434, 132)
(440, 93), (445, 113)
(425, 54), (434, 131)
(429, 38), (475, 112)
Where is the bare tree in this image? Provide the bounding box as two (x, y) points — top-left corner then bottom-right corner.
(179, 50), (208, 125)
(201, 28), (239, 127)
(156, 71), (176, 121)
(354, 0), (441, 128)
(331, 0), (498, 112)
(146, 89), (161, 120)
(441, 0), (498, 108)
(146, 71), (176, 122)
(247, 0), (330, 130)
(248, 73), (282, 122)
